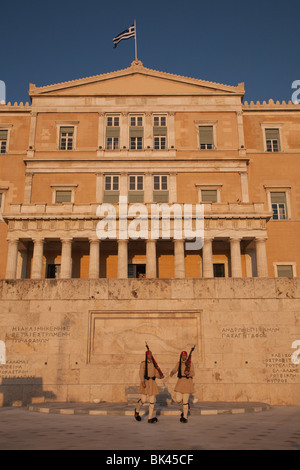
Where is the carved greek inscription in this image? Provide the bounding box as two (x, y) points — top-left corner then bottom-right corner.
(7, 325), (71, 344)
(265, 353), (299, 383)
(0, 360), (33, 378)
(221, 326), (280, 339)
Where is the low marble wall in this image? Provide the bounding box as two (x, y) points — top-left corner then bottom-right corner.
(0, 278), (299, 406)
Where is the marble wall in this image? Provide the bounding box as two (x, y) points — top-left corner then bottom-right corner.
(0, 278), (299, 406)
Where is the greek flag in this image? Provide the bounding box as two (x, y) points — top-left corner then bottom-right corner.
(113, 25), (135, 48)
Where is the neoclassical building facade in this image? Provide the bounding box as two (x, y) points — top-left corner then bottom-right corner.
(0, 61), (300, 406)
(1, 60), (299, 282)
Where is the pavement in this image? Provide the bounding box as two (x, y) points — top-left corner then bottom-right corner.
(0, 401), (300, 451)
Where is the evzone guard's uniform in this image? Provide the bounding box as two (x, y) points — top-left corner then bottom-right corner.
(170, 350), (195, 423)
(135, 350), (164, 423)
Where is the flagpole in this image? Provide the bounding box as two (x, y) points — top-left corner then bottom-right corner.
(134, 19), (138, 61)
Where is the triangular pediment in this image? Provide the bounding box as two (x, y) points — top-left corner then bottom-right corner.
(29, 61), (244, 97)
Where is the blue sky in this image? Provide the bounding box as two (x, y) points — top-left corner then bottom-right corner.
(1, 0), (299, 104)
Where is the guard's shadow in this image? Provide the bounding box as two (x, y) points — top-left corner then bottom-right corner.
(0, 377), (56, 406)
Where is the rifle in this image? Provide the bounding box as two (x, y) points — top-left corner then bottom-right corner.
(145, 341), (164, 378)
(184, 344), (196, 375)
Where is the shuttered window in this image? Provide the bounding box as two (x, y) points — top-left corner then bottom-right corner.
(201, 189), (218, 203)
(277, 265), (293, 278)
(199, 126), (214, 149)
(55, 190), (72, 203)
(0, 130), (8, 153)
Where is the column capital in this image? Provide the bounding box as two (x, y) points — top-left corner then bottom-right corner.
(255, 236), (268, 243)
(32, 238), (44, 245)
(6, 238), (19, 245)
(230, 236), (243, 242)
(89, 237), (100, 244)
(61, 238), (73, 244)
(203, 236), (213, 243)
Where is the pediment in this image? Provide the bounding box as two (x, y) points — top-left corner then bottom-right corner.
(29, 61), (244, 98)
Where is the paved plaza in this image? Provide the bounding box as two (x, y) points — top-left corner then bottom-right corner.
(0, 404), (299, 450)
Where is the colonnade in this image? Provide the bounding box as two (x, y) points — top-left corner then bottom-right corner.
(5, 235), (269, 280)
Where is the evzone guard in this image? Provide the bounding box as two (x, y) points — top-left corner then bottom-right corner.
(170, 346), (196, 423)
(134, 344), (196, 423)
(134, 344), (164, 423)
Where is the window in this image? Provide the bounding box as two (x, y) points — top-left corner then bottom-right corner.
(196, 184), (222, 203)
(271, 192), (287, 219)
(103, 175), (120, 203)
(265, 128), (280, 152)
(106, 115), (120, 149)
(153, 115), (167, 150)
(129, 116), (144, 149)
(105, 175), (119, 191)
(128, 175), (144, 203)
(154, 136), (166, 149)
(154, 175), (168, 191)
(199, 126), (214, 149)
(130, 116), (143, 127)
(106, 137), (119, 149)
(55, 190), (72, 204)
(47, 264), (61, 279)
(277, 265), (294, 278)
(59, 127), (74, 150)
(130, 136), (143, 150)
(0, 130), (8, 153)
(153, 175), (169, 203)
(107, 116), (119, 127)
(201, 189), (218, 203)
(128, 264), (146, 278)
(129, 175), (144, 191)
(213, 263), (225, 278)
(154, 116), (166, 127)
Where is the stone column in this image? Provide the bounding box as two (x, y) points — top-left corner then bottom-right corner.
(230, 237), (243, 277)
(146, 239), (157, 278)
(117, 239), (128, 278)
(202, 237), (213, 277)
(60, 238), (73, 279)
(89, 238), (100, 279)
(5, 239), (19, 279)
(255, 237), (268, 277)
(31, 238), (44, 279)
(174, 239), (185, 278)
